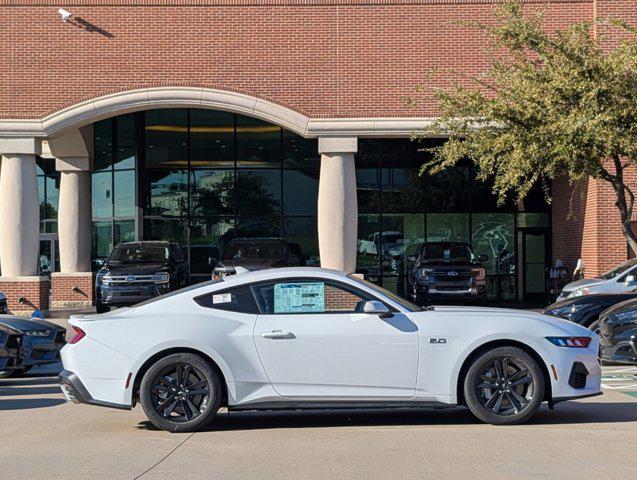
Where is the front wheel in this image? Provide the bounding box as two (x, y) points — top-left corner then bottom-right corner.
(140, 353), (222, 433)
(464, 346), (545, 425)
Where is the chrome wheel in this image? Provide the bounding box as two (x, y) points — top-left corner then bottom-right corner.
(150, 363), (211, 422)
(474, 356), (534, 416)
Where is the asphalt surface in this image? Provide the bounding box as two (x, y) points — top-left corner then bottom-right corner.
(1, 314), (636, 479)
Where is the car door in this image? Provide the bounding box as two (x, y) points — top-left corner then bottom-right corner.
(252, 278), (418, 399)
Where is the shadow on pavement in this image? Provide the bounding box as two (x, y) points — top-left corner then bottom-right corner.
(137, 400), (637, 432)
(0, 397), (66, 410)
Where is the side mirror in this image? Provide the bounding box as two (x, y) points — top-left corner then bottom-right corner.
(626, 275), (636, 285)
(214, 266), (236, 275)
(208, 256), (220, 267)
(363, 300), (393, 318)
(478, 254), (488, 262)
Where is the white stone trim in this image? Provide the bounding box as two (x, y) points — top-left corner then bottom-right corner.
(318, 136), (358, 154)
(0, 276), (50, 282)
(0, 87), (439, 139)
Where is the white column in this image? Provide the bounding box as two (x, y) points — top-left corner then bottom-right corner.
(0, 138), (42, 277)
(48, 129), (92, 273)
(317, 137), (358, 273)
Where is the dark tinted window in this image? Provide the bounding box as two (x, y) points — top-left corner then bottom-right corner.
(108, 244), (169, 263)
(222, 242), (283, 261)
(195, 285), (259, 314)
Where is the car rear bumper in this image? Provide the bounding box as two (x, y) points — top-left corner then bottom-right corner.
(58, 369), (131, 410)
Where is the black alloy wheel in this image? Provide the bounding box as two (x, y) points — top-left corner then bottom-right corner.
(140, 353), (221, 432)
(464, 346), (545, 425)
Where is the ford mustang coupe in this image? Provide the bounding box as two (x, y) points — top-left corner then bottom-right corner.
(59, 267), (602, 432)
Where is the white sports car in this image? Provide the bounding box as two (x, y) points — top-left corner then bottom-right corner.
(59, 267), (602, 432)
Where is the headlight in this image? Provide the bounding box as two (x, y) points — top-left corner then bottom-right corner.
(471, 267), (486, 281)
(24, 329), (51, 337)
(153, 273), (170, 284)
(417, 268), (434, 280)
(571, 288), (591, 297)
(546, 303), (593, 319)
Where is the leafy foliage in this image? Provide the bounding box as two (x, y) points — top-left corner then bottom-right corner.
(417, 0), (637, 252)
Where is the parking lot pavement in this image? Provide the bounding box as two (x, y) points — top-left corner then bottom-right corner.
(0, 364), (635, 480)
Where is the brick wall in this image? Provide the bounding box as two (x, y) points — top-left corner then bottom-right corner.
(51, 273), (94, 308)
(0, 0), (593, 120)
(0, 277), (50, 316)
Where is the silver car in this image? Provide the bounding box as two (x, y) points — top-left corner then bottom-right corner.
(558, 258), (637, 301)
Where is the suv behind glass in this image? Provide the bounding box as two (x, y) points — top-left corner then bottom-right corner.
(95, 241), (189, 313)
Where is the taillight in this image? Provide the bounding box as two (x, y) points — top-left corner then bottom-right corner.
(68, 327), (86, 344)
(545, 336), (592, 348)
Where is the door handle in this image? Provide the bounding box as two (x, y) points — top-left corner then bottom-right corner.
(261, 330), (296, 340)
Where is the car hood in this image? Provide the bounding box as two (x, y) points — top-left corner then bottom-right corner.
(0, 315), (61, 332)
(414, 305), (591, 335)
(562, 278), (604, 292)
(103, 263), (170, 275)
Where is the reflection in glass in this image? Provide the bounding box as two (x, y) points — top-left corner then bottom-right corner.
(92, 172), (113, 218)
(472, 213), (515, 276)
(236, 170), (281, 215)
(114, 220), (135, 245)
(235, 217), (281, 239)
(518, 212), (549, 229)
(115, 114), (136, 170)
(284, 217), (319, 266)
(190, 110), (234, 168)
(236, 116), (281, 167)
(357, 215), (381, 277)
(143, 218), (187, 245)
(93, 119), (113, 172)
(114, 170), (135, 218)
(424, 167), (470, 212)
(190, 170), (234, 217)
(145, 109), (188, 169)
(283, 130), (319, 168)
(427, 213), (469, 243)
(283, 170), (318, 215)
(146, 170), (188, 217)
(190, 217), (234, 246)
(93, 221), (113, 258)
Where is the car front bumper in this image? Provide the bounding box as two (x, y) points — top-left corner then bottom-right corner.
(97, 284), (169, 307)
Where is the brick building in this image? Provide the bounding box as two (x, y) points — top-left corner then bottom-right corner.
(0, 0), (635, 314)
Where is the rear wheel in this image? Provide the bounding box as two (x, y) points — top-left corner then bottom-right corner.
(140, 353), (221, 433)
(464, 346), (545, 425)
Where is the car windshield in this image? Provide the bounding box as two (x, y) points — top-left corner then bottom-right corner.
(222, 242), (282, 261)
(419, 243), (473, 263)
(347, 274), (421, 312)
(108, 245), (170, 264)
(599, 258), (637, 280)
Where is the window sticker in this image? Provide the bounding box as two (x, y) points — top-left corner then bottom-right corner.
(213, 293), (232, 304)
(274, 282), (325, 313)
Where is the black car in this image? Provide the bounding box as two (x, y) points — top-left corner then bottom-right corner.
(543, 292), (637, 329)
(598, 299), (637, 365)
(407, 242), (488, 304)
(0, 324), (23, 374)
(212, 238), (305, 276)
(95, 241), (189, 313)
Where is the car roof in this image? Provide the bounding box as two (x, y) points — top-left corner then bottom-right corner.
(221, 266), (348, 285)
(117, 241), (175, 246)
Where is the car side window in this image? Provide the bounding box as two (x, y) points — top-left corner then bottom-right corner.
(194, 285), (259, 314)
(252, 279), (376, 315)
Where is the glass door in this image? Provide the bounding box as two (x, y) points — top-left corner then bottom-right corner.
(39, 234), (58, 277)
(522, 230), (548, 300)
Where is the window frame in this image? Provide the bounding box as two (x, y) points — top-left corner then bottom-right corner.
(248, 276), (396, 316)
(194, 284), (261, 315)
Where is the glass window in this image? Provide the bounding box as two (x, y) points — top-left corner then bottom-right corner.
(472, 213), (515, 276)
(356, 162), (380, 215)
(145, 109), (188, 169)
(424, 167), (470, 212)
(356, 214), (381, 277)
(190, 110), (234, 168)
(517, 212), (549, 229)
(114, 170), (136, 218)
(146, 170), (188, 217)
(190, 170), (234, 217)
(282, 131), (319, 168)
(92, 172), (113, 219)
(92, 221), (113, 259)
(253, 279), (374, 315)
(236, 170), (281, 216)
(284, 217), (319, 267)
(143, 218), (187, 245)
(114, 220), (135, 245)
(283, 169), (318, 215)
(93, 119), (113, 172)
(236, 116), (281, 167)
(427, 213), (469, 243)
(190, 217), (234, 247)
(115, 114), (136, 170)
(235, 217), (282, 239)
(194, 285), (259, 314)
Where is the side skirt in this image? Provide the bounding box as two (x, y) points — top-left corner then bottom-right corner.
(228, 400), (456, 412)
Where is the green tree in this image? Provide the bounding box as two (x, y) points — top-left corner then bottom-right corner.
(417, 1), (637, 253)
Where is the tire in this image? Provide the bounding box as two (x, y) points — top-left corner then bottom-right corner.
(140, 353), (222, 433)
(95, 302), (110, 314)
(463, 346), (545, 425)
